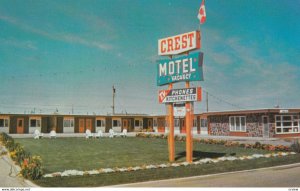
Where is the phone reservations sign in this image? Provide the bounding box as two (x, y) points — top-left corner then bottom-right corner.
(159, 87), (202, 104)
(157, 52), (204, 86)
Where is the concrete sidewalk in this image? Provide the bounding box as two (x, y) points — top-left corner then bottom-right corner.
(0, 146), (38, 187)
(116, 163), (300, 187)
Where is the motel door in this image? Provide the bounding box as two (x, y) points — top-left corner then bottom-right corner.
(148, 120), (152, 130)
(180, 119), (186, 133)
(123, 119), (130, 131)
(17, 118), (24, 134)
(157, 118), (165, 133)
(79, 119), (85, 133)
(200, 118), (208, 135)
(263, 116), (269, 138)
(86, 119), (92, 131)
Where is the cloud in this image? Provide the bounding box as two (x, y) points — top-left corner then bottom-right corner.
(0, 14), (113, 50)
(210, 52), (233, 65)
(201, 28), (300, 110)
(0, 38), (37, 50)
(222, 37), (300, 108)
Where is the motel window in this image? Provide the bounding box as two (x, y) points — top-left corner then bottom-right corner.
(153, 119), (157, 127)
(148, 120), (152, 127)
(29, 118), (41, 128)
(275, 115), (299, 134)
(63, 119), (74, 128)
(18, 120), (23, 127)
(113, 119), (121, 127)
(174, 119), (180, 127)
(139, 120), (143, 127)
(0, 118), (9, 128)
(200, 119), (207, 128)
(229, 116), (246, 132)
(193, 118), (197, 127)
(96, 119), (105, 127)
(134, 119), (143, 127)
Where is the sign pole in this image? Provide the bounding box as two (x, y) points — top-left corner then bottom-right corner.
(167, 83), (175, 162)
(185, 81), (193, 163)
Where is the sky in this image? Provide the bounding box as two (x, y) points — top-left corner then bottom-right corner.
(0, 0), (299, 115)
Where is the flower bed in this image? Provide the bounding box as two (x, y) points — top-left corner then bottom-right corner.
(42, 151), (297, 178)
(136, 133), (291, 152)
(0, 133), (43, 180)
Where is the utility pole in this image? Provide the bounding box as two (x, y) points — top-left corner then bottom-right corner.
(112, 85), (115, 115)
(206, 91), (209, 112)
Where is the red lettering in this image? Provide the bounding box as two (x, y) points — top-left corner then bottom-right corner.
(188, 32), (194, 48)
(174, 36), (180, 50)
(167, 38), (173, 52)
(161, 40), (166, 53)
(182, 34), (187, 49)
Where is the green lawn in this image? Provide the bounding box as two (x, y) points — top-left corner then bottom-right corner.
(16, 137), (270, 173)
(14, 137), (300, 187)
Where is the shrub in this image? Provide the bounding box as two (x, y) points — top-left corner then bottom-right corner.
(133, 132), (292, 152)
(291, 139), (300, 153)
(268, 145), (276, 151)
(239, 143), (245, 148)
(0, 133), (44, 180)
(253, 142), (262, 149)
(20, 156), (43, 180)
(181, 136), (186, 142)
(146, 128), (154, 132)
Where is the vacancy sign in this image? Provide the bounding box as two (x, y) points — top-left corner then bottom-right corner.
(157, 51), (204, 86)
(159, 87), (202, 104)
(158, 31), (201, 56)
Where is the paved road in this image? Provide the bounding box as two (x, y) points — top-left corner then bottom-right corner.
(118, 163), (300, 187)
(0, 146), (37, 187)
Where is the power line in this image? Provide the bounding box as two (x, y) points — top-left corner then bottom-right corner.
(202, 88), (245, 110)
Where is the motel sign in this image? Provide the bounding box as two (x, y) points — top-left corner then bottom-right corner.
(157, 52), (204, 86)
(158, 31), (201, 56)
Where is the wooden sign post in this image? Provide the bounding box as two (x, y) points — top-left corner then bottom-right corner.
(185, 81), (193, 162)
(167, 83), (175, 162)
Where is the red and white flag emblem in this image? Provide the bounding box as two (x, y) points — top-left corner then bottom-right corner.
(197, 0), (206, 24)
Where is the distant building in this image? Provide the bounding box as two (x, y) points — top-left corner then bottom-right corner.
(0, 108), (299, 138)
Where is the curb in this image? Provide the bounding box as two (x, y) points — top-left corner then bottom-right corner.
(112, 162), (300, 187)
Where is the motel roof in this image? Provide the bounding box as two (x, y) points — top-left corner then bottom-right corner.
(200, 108), (300, 116)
